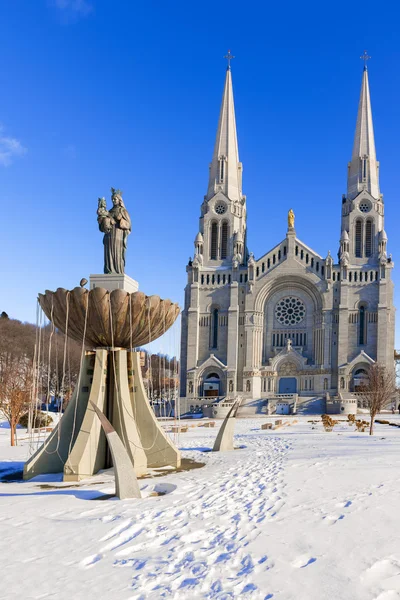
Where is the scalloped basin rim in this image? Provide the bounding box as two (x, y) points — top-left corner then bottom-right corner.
(38, 287), (180, 349)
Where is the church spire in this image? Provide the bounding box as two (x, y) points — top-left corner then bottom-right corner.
(347, 57), (380, 200)
(206, 58), (242, 203)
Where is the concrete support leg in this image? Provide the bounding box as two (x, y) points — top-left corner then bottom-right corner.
(212, 400), (241, 452)
(128, 351), (181, 468)
(63, 349), (109, 481)
(23, 351), (102, 480)
(110, 350), (148, 477)
(90, 401), (141, 500)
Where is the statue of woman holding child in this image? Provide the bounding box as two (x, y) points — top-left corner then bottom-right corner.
(97, 188), (131, 274)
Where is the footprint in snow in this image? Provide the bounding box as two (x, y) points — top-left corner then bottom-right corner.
(336, 500), (352, 508)
(322, 514), (345, 524)
(80, 553), (103, 569)
(292, 555), (317, 569)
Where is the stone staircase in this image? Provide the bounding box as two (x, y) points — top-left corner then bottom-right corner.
(295, 396), (326, 415)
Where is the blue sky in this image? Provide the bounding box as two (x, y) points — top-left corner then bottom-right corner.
(1, 0), (400, 352)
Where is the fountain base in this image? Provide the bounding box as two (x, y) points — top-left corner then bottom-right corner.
(23, 350), (181, 481)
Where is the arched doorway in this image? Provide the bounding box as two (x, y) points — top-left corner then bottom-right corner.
(203, 372), (220, 397)
(351, 367), (369, 392)
(277, 361), (298, 394)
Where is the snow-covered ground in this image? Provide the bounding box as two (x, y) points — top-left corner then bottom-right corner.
(1, 416), (400, 600)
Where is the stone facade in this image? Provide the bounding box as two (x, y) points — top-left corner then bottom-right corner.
(180, 65), (395, 402)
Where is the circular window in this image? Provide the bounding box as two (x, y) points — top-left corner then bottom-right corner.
(275, 296), (306, 326)
(359, 201), (371, 213)
(215, 203), (227, 215)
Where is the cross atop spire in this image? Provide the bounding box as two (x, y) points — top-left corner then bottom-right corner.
(360, 50), (371, 71)
(224, 49), (235, 71)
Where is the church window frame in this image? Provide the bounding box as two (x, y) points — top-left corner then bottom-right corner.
(359, 304), (367, 346)
(365, 219), (373, 257)
(362, 157), (367, 181)
(295, 245), (299, 256)
(210, 221), (218, 260)
(267, 258), (270, 269)
(219, 156), (225, 183)
(220, 220), (229, 259)
(256, 266), (259, 277)
(262, 262), (265, 273)
(355, 219), (363, 258)
(210, 308), (219, 349)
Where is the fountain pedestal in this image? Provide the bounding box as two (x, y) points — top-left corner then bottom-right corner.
(89, 273), (139, 293)
(24, 349), (180, 481)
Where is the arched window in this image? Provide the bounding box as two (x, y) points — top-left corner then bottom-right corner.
(210, 222), (218, 260)
(359, 305), (366, 345)
(211, 308), (219, 348)
(220, 221), (228, 259)
(365, 220), (373, 257)
(355, 220), (363, 258)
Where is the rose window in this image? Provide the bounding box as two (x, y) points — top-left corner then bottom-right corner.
(359, 201), (371, 213)
(275, 296), (305, 326)
(215, 203), (227, 215)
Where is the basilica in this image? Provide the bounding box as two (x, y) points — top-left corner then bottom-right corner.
(180, 60), (395, 405)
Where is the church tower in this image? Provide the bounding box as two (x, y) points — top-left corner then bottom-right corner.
(180, 57), (246, 400)
(195, 55), (247, 269)
(340, 59), (385, 266)
(337, 57), (394, 382)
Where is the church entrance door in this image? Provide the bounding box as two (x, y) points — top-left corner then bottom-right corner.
(279, 377), (297, 394)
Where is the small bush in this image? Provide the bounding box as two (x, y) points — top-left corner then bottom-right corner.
(321, 414), (335, 431)
(19, 412), (53, 429)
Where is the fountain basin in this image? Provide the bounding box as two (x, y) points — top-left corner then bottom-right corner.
(38, 287), (180, 348)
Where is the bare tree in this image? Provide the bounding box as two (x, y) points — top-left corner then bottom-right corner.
(0, 356), (33, 445)
(0, 317), (82, 444)
(0, 317), (36, 445)
(356, 363), (396, 435)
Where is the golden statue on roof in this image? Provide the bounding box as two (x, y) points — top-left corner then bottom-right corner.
(288, 208), (295, 229)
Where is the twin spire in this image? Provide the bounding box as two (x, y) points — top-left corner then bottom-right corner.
(347, 62), (380, 200)
(207, 54), (380, 205)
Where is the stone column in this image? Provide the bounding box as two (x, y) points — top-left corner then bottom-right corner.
(337, 280), (349, 367)
(186, 283), (200, 373)
(227, 280), (239, 390)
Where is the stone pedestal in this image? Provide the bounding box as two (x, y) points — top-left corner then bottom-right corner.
(90, 273), (139, 293)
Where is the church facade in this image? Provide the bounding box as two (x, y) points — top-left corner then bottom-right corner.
(180, 63), (395, 403)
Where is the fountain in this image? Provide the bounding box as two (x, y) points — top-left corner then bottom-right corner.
(24, 189), (181, 482)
